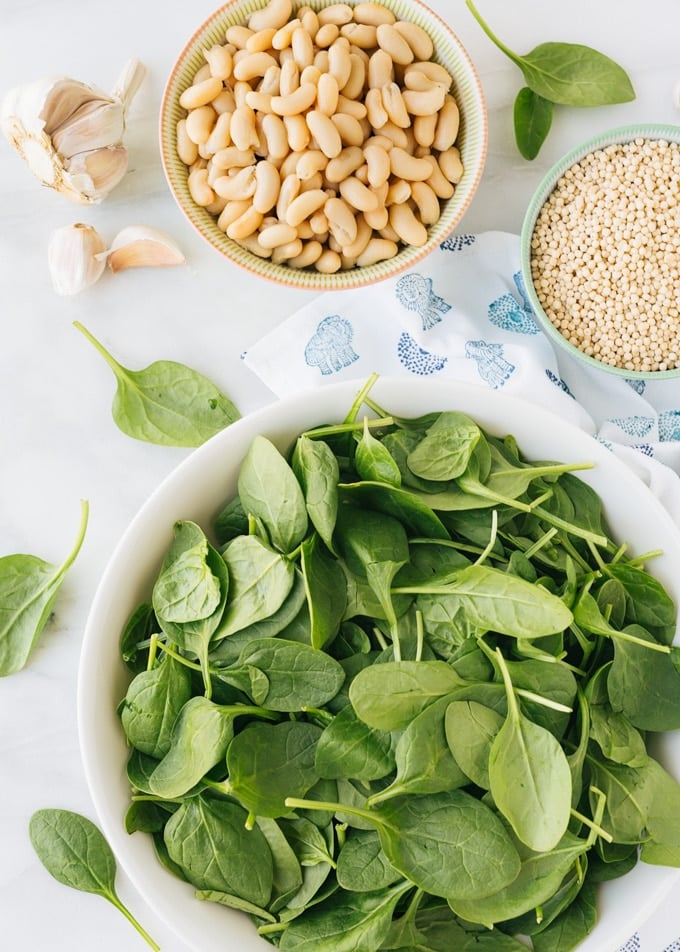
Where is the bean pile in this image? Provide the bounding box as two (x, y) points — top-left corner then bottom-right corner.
(176, 0), (464, 272)
(529, 137), (680, 374)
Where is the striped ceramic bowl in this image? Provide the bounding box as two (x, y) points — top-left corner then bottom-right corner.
(159, 0), (488, 290)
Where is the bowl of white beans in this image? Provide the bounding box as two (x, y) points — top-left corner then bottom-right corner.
(520, 123), (680, 379)
(159, 0), (487, 290)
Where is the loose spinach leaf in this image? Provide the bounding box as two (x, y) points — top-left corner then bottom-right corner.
(29, 809), (159, 950)
(514, 86), (554, 159)
(0, 499), (88, 676)
(74, 322), (239, 447)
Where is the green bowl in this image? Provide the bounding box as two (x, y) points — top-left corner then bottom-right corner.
(520, 123), (680, 380)
(159, 0), (488, 291)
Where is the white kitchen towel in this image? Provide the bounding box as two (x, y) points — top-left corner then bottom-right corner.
(243, 230), (680, 524)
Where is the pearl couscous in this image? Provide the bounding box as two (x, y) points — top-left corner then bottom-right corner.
(529, 138), (680, 373)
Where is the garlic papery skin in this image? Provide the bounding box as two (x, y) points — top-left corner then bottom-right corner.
(104, 226), (186, 272)
(48, 223), (107, 295)
(1, 59), (146, 204)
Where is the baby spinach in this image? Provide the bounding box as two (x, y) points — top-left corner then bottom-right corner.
(74, 321), (239, 447)
(514, 87), (554, 160)
(0, 499), (88, 676)
(466, 0), (635, 158)
(29, 809), (159, 950)
(114, 381), (680, 951)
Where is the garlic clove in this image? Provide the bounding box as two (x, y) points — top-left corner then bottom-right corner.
(64, 145), (128, 201)
(52, 99), (125, 159)
(105, 226), (186, 272)
(48, 222), (107, 295)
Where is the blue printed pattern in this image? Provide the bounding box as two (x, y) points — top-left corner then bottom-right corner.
(465, 340), (515, 388)
(396, 273), (451, 330)
(663, 939), (680, 951)
(617, 935), (640, 952)
(545, 368), (574, 398)
(608, 416), (655, 439)
(659, 410), (680, 441)
(626, 378), (647, 396)
(304, 315), (359, 376)
(440, 233), (476, 252)
(488, 271), (539, 335)
(632, 443), (655, 457)
(397, 332), (447, 375)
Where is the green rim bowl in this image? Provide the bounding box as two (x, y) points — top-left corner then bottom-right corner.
(159, 0), (488, 291)
(520, 123), (680, 380)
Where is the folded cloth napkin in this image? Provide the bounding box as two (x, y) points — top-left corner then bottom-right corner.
(244, 229), (680, 948)
(243, 230), (680, 524)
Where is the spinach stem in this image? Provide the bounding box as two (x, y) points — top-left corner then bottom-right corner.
(108, 893), (161, 951)
(285, 796), (377, 827)
(344, 372), (380, 423)
(465, 0), (522, 67)
(73, 321), (126, 378)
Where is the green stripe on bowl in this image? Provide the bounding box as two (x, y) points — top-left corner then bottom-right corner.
(160, 0), (488, 291)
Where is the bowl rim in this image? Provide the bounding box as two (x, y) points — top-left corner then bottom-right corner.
(77, 375), (680, 952)
(158, 0), (489, 291)
(520, 122), (680, 380)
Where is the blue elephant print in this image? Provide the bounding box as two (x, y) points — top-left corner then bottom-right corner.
(440, 234), (476, 252)
(395, 272), (451, 330)
(488, 270), (539, 335)
(659, 409), (680, 441)
(465, 339), (515, 388)
(397, 332), (448, 375)
(304, 315), (359, 376)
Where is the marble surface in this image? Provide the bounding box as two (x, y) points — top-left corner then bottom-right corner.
(1, 0), (679, 949)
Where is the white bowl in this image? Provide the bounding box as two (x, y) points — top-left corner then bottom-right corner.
(78, 376), (680, 952)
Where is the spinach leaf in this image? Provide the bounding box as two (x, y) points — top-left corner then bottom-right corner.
(120, 653), (193, 758)
(406, 411), (481, 481)
(74, 322), (239, 447)
(292, 435), (340, 552)
(349, 659), (464, 730)
(514, 87), (553, 160)
(336, 830), (401, 892)
(29, 809), (159, 950)
(607, 624), (680, 731)
(216, 534), (294, 639)
(315, 703), (394, 782)
(231, 637), (345, 710)
(238, 435), (308, 554)
(445, 699), (504, 790)
(0, 499), (88, 676)
(300, 533), (347, 649)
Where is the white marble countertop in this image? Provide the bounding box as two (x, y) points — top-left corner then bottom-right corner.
(1, 1), (679, 949)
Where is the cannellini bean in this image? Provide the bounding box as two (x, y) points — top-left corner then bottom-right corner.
(338, 175), (379, 212)
(331, 112), (365, 147)
(433, 99), (461, 152)
(328, 40), (353, 88)
(233, 51), (279, 82)
(246, 90), (274, 113)
(260, 112), (289, 159)
(276, 173), (301, 219)
(205, 45), (233, 81)
(239, 233), (273, 257)
(353, 2), (396, 26)
(423, 153), (455, 198)
(192, 63), (212, 85)
(260, 64), (282, 94)
(253, 160), (281, 212)
(325, 196), (358, 246)
(376, 23), (414, 65)
(292, 26), (315, 67)
(365, 87), (388, 129)
(356, 237), (398, 266)
(301, 9), (320, 35)
(342, 54), (367, 101)
(402, 85), (447, 116)
(247, 27), (277, 52)
(230, 104), (260, 151)
(341, 23), (377, 49)
(317, 72), (340, 115)
(212, 88), (236, 114)
(217, 199), (250, 231)
(367, 48), (393, 89)
(185, 105), (216, 145)
(227, 204), (264, 240)
(410, 180), (441, 224)
(407, 60), (452, 87)
(389, 203), (428, 246)
(285, 188), (328, 226)
(272, 17), (301, 49)
(389, 147), (432, 181)
(403, 69), (443, 92)
(306, 110), (343, 158)
(363, 203), (389, 230)
(248, 0), (293, 32)
(297, 149), (328, 180)
(271, 237), (304, 262)
(381, 82), (410, 128)
(385, 178), (411, 205)
(336, 93), (368, 120)
(204, 112), (233, 154)
(363, 143), (391, 187)
(271, 82), (317, 115)
(226, 25), (254, 49)
(212, 146), (255, 170)
(375, 120), (408, 149)
(279, 58), (300, 96)
(258, 221), (299, 248)
(315, 248), (343, 272)
(413, 113), (437, 148)
(301, 64), (322, 86)
(314, 23), (339, 47)
(177, 119), (199, 165)
(393, 20), (434, 61)
(438, 146), (464, 184)
(213, 165), (258, 200)
(300, 172), (325, 193)
(283, 114), (311, 151)
(378, 221), (400, 243)
(188, 167), (215, 206)
(288, 239), (324, 267)
(317, 3), (353, 26)
(325, 145), (364, 182)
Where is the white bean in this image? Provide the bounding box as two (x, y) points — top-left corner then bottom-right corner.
(248, 0), (293, 32)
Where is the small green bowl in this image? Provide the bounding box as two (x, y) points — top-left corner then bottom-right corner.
(520, 123), (680, 380)
(159, 0), (488, 291)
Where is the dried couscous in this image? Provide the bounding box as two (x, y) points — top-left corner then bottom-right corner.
(529, 138), (680, 373)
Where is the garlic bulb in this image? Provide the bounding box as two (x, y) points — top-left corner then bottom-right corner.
(104, 226), (186, 272)
(48, 223), (107, 294)
(1, 59), (146, 204)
